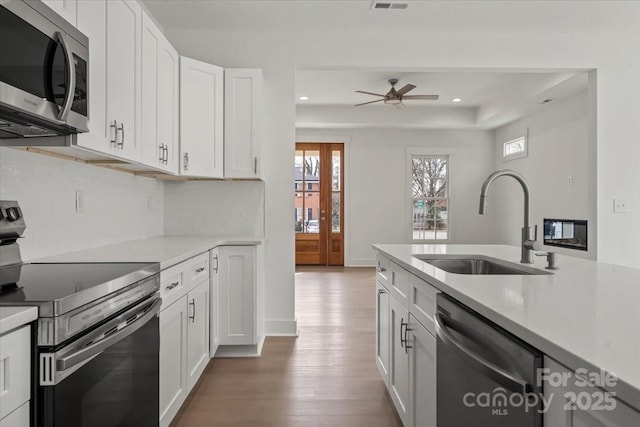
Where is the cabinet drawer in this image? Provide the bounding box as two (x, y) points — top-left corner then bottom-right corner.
(0, 326), (30, 420)
(0, 401), (29, 427)
(376, 255), (390, 286)
(160, 272), (184, 309)
(389, 262), (410, 308)
(185, 253), (209, 287)
(409, 275), (439, 336)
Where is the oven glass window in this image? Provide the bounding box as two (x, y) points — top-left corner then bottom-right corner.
(39, 316), (159, 427)
(0, 6), (67, 108)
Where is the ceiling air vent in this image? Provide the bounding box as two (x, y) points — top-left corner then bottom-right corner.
(371, 1), (409, 10)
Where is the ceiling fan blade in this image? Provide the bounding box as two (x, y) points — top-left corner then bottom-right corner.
(355, 90), (386, 97)
(402, 95), (440, 100)
(354, 99), (384, 107)
(395, 84), (416, 96)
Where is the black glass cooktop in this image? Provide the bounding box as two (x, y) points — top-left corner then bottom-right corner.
(0, 262), (159, 316)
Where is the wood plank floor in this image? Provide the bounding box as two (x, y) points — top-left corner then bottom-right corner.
(171, 266), (402, 427)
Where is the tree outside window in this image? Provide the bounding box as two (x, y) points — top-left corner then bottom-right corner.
(412, 156), (449, 241)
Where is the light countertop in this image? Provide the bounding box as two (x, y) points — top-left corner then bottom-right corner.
(373, 244), (640, 410)
(0, 306), (37, 335)
(35, 236), (264, 270)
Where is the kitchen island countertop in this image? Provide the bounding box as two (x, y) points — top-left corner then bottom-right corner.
(373, 243), (640, 410)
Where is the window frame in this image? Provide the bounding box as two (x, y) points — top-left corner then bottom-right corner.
(409, 153), (450, 242)
(502, 135), (528, 161)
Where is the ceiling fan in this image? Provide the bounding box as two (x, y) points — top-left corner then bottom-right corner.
(354, 78), (439, 107)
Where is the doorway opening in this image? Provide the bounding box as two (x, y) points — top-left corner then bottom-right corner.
(294, 142), (344, 265)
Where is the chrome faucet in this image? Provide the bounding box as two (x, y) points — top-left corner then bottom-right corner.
(478, 170), (537, 264)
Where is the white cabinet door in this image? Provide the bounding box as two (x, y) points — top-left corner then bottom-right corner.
(186, 280), (210, 392)
(389, 295), (411, 426)
(0, 402), (29, 427)
(41, 0), (77, 26)
(179, 57), (224, 178)
(409, 315), (436, 427)
(224, 69), (262, 178)
(75, 0), (110, 154)
(375, 280), (391, 386)
(106, 0), (141, 161)
(217, 246), (256, 345)
(543, 357), (640, 427)
(0, 326), (30, 421)
(141, 12), (179, 174)
(209, 249), (220, 358)
(159, 296), (188, 427)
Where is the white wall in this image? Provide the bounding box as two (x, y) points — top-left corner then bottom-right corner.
(163, 180), (264, 236)
(163, 9), (640, 333)
(0, 148), (164, 261)
(491, 91), (594, 259)
(296, 129), (496, 266)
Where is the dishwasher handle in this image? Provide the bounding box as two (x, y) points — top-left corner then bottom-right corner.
(435, 312), (531, 395)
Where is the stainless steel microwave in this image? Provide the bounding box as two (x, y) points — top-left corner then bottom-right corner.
(0, 0), (89, 139)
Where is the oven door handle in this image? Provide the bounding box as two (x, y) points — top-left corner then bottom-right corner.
(56, 297), (162, 372)
(55, 31), (76, 121)
(434, 312), (531, 395)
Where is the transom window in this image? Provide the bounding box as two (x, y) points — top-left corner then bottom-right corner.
(503, 136), (527, 160)
(411, 155), (449, 241)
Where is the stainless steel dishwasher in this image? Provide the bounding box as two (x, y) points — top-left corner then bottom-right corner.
(436, 293), (543, 427)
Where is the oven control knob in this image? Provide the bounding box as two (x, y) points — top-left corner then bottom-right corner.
(6, 207), (20, 222)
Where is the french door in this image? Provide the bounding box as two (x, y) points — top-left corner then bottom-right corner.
(294, 143), (344, 265)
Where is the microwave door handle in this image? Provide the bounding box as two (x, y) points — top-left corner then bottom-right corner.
(56, 297), (161, 372)
(55, 31), (76, 121)
(434, 312), (531, 395)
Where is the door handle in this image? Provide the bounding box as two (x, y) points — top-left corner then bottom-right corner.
(117, 122), (125, 148)
(184, 152), (189, 170)
(213, 255), (219, 273)
(110, 120), (117, 145)
(55, 32), (75, 121)
(195, 267), (205, 273)
(434, 312), (531, 395)
(159, 144), (165, 162)
(189, 299), (195, 323)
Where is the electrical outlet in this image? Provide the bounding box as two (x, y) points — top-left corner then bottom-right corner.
(147, 195), (153, 212)
(614, 198), (629, 213)
(567, 176), (573, 186)
(75, 191), (85, 214)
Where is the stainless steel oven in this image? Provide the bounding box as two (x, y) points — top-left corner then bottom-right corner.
(0, 0), (89, 139)
(37, 292), (161, 427)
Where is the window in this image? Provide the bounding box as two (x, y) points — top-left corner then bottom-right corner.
(307, 182), (313, 191)
(502, 136), (527, 161)
(411, 155), (449, 241)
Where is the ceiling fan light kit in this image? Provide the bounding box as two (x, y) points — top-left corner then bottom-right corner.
(354, 78), (439, 107)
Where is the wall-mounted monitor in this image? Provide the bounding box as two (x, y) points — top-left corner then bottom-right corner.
(543, 218), (587, 251)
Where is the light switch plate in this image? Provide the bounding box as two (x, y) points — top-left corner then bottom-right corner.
(614, 198), (629, 213)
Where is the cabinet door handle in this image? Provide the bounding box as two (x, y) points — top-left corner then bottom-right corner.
(117, 122), (125, 148)
(400, 318), (412, 352)
(400, 318), (406, 349)
(159, 144), (165, 162)
(195, 267), (205, 273)
(189, 299), (195, 323)
(166, 281), (180, 291)
(110, 120), (117, 145)
(254, 156), (258, 174)
(377, 289), (387, 295)
(184, 152), (189, 170)
(163, 145), (169, 164)
(213, 255), (218, 273)
(379, 267), (387, 273)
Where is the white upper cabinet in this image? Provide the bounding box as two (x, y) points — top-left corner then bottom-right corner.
(75, 0), (109, 154)
(106, 0), (142, 161)
(141, 12), (179, 174)
(179, 57), (224, 178)
(41, 0), (77, 26)
(224, 69), (263, 179)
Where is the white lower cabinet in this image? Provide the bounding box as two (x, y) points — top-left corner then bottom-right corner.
(543, 357), (640, 427)
(216, 245), (257, 346)
(186, 280), (210, 391)
(375, 280), (391, 386)
(409, 314), (437, 427)
(0, 325), (31, 426)
(376, 253), (438, 427)
(389, 294), (411, 426)
(159, 296), (188, 427)
(158, 253), (211, 427)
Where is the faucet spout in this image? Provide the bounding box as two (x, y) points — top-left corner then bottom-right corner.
(478, 169), (536, 263)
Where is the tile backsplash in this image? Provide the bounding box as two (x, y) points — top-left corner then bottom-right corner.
(0, 148), (164, 261)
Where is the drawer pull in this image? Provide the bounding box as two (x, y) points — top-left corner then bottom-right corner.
(166, 281), (180, 290)
(195, 267), (206, 273)
(379, 267), (387, 273)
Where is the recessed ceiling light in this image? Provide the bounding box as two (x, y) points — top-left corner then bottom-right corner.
(452, 98), (462, 103)
(299, 96), (309, 101)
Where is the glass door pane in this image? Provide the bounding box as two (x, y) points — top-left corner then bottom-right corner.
(331, 150), (341, 233)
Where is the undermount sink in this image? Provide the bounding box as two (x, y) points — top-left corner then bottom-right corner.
(413, 255), (552, 275)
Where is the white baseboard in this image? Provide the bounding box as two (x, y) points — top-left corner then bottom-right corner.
(214, 335), (266, 358)
(265, 319), (298, 337)
(346, 258), (376, 267)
